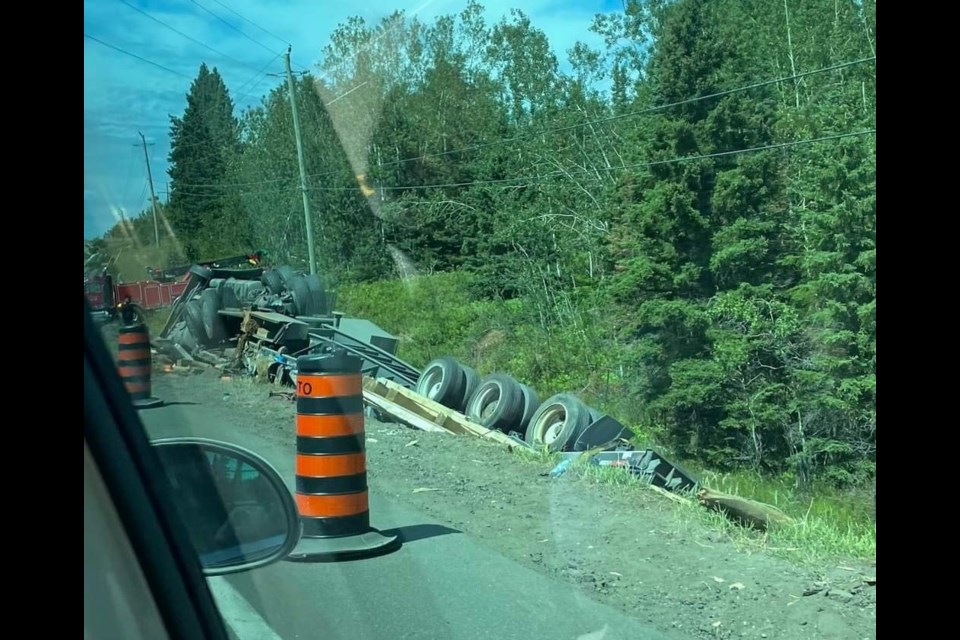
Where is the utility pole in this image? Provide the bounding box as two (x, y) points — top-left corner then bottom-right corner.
(138, 132), (161, 247)
(284, 46), (318, 275)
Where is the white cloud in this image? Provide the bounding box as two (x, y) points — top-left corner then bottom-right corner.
(83, 0), (616, 237)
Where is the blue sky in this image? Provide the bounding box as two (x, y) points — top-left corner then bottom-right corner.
(83, 0), (620, 239)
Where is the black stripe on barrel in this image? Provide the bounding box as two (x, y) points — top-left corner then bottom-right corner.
(295, 350), (370, 538)
(117, 323), (152, 401)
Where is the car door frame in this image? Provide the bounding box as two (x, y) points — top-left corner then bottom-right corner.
(84, 298), (230, 640)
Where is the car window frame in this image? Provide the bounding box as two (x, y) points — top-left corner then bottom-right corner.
(84, 298), (230, 640)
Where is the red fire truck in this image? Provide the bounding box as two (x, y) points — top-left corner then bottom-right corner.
(84, 252), (262, 323)
(84, 269), (189, 323)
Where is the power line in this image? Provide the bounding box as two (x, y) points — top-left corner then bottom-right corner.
(232, 52), (285, 108)
(167, 57), (876, 190)
(311, 128), (876, 192)
(173, 128), (874, 196)
(84, 33), (193, 80)
(307, 55), (877, 182)
(115, 0), (263, 74)
(188, 0), (282, 58)
(208, 0), (290, 47)
(168, 52), (285, 152)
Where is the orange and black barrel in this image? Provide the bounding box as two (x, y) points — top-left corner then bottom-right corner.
(288, 349), (399, 561)
(117, 323), (162, 409)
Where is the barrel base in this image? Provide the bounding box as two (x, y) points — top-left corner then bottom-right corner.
(132, 396), (164, 410)
(286, 529), (400, 563)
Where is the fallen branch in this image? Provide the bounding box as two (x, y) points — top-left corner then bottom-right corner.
(697, 487), (792, 531)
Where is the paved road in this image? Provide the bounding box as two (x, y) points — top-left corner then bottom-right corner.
(139, 386), (680, 640)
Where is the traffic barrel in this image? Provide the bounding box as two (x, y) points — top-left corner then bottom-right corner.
(117, 323), (163, 409)
(288, 348), (399, 561)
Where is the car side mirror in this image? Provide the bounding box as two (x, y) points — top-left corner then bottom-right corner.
(150, 438), (301, 576)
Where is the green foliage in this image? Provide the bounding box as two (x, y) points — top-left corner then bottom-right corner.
(101, 0), (876, 489)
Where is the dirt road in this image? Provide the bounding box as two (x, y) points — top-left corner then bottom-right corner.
(149, 369), (876, 640)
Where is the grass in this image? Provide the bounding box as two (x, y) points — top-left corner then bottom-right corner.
(508, 443), (876, 565)
(559, 457), (876, 565)
(145, 308), (172, 338)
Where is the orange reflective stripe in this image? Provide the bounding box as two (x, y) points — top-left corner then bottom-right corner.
(296, 374), (362, 398)
(118, 333), (149, 345)
(296, 413), (364, 437)
(118, 349), (151, 361)
(296, 453), (366, 477)
(119, 365), (151, 377)
(296, 492), (368, 517)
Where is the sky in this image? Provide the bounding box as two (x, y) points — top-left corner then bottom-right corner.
(83, 0), (621, 239)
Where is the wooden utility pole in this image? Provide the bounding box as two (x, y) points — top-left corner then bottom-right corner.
(284, 46), (317, 275)
(138, 131), (161, 247)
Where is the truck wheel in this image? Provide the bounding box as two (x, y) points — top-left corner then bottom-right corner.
(183, 299), (208, 344)
(130, 304), (146, 325)
(260, 270), (284, 295)
(201, 288), (225, 344)
(465, 374), (525, 432)
(525, 393), (590, 451)
(289, 276), (314, 316)
(276, 265), (297, 288)
(416, 357), (466, 409)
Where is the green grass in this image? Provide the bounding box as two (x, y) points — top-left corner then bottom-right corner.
(567, 460), (876, 564)
(145, 308), (171, 338)
(339, 272), (877, 565)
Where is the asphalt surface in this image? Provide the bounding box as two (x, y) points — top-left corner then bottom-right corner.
(139, 387), (682, 640)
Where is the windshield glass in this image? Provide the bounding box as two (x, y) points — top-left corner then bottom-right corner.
(84, 1), (876, 638)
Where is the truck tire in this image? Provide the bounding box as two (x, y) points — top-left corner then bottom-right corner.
(188, 265), (214, 282)
(261, 270), (284, 295)
(183, 299), (208, 344)
(518, 384), (541, 433)
(200, 288), (225, 344)
(525, 393), (591, 451)
(288, 275), (314, 316)
(465, 374), (525, 432)
(416, 357), (466, 409)
(276, 265), (297, 288)
(457, 364), (480, 413)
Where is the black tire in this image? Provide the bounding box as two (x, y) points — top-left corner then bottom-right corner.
(183, 299), (208, 344)
(276, 265), (297, 288)
(188, 265), (214, 281)
(288, 275), (314, 316)
(465, 373), (525, 432)
(457, 365), (481, 413)
(587, 406), (603, 425)
(415, 357), (466, 409)
(121, 304), (147, 325)
(200, 288), (225, 344)
(261, 270), (284, 295)
(525, 393), (591, 451)
(171, 322), (198, 351)
(304, 274), (327, 315)
(518, 384), (541, 432)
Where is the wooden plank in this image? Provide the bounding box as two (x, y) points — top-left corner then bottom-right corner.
(372, 378), (518, 447)
(361, 389), (451, 434)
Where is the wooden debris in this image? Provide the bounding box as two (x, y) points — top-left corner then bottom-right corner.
(697, 487), (793, 531)
(363, 377), (518, 446)
(361, 388), (450, 433)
